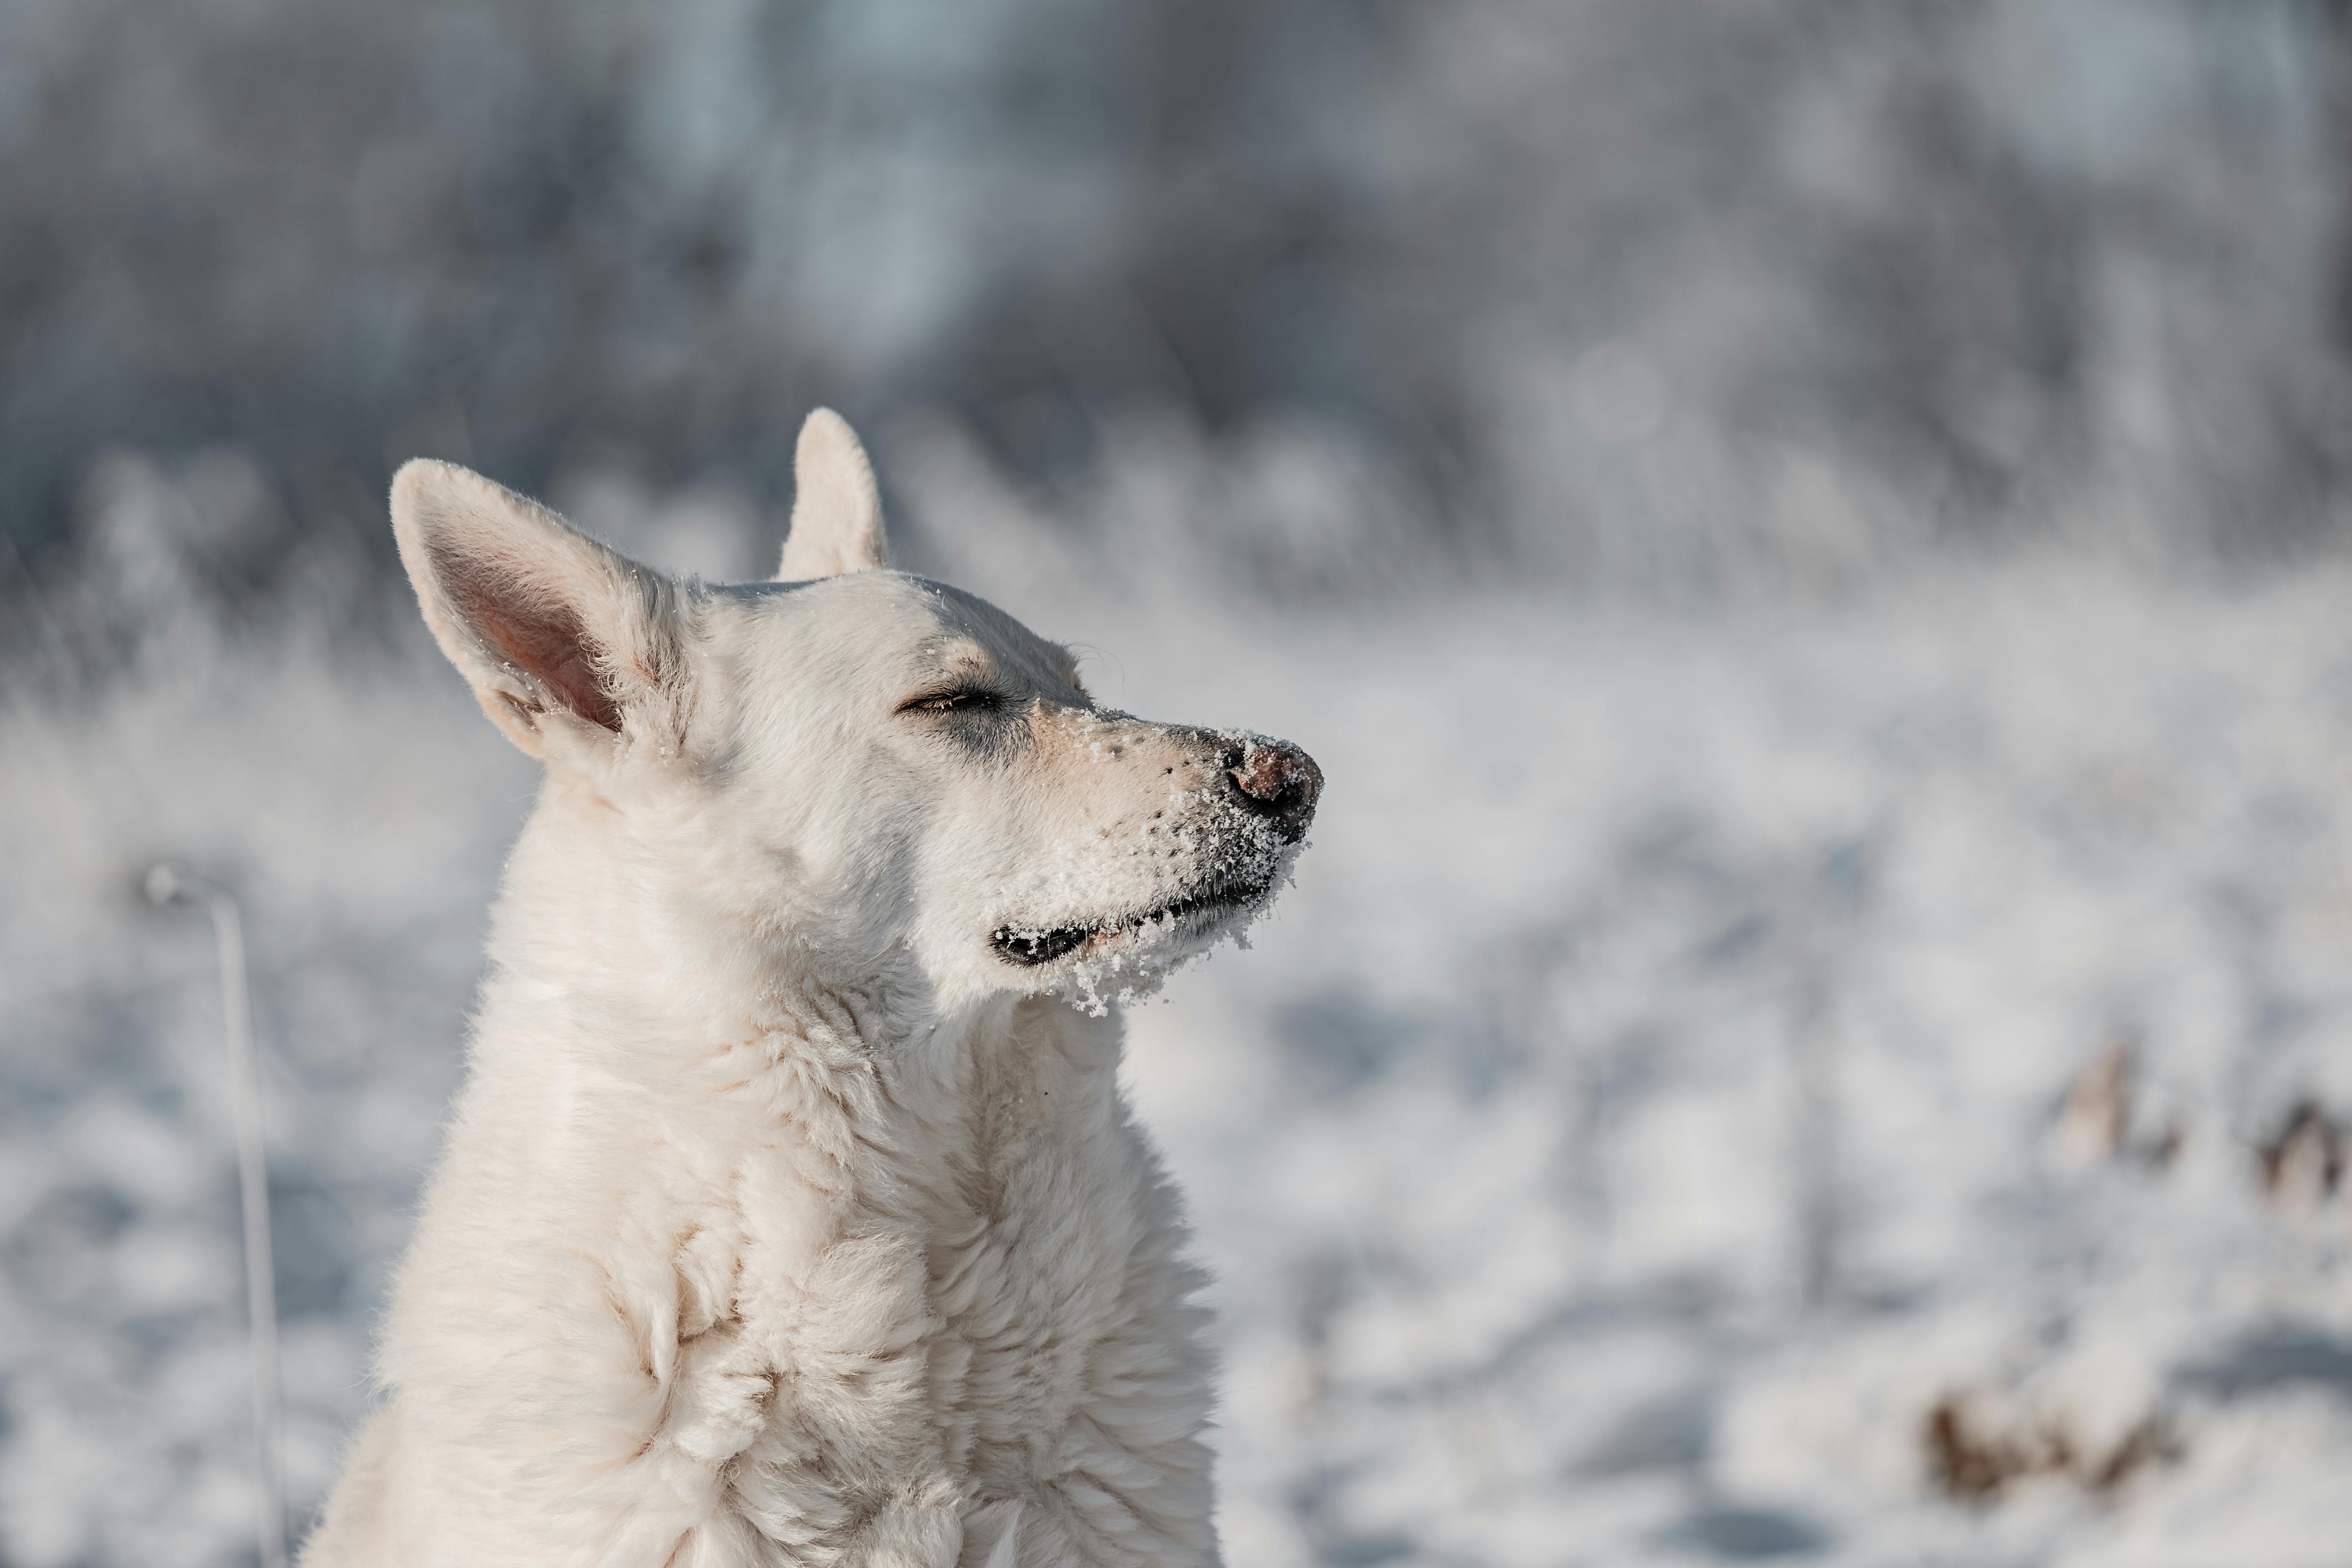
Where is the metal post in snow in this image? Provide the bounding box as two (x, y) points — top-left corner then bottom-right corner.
(147, 864), (288, 1568)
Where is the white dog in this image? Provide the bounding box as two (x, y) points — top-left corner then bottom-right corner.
(301, 411), (1321, 1568)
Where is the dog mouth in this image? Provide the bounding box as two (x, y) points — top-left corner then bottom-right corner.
(991, 874), (1275, 968)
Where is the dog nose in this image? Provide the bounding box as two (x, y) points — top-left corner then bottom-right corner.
(1226, 741), (1323, 843)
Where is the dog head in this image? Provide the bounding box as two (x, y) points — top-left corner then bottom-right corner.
(391, 410), (1320, 1014)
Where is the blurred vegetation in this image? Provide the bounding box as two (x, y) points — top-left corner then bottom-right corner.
(3, 0), (2351, 607)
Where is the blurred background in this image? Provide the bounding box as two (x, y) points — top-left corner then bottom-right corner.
(7, 0), (2352, 1562)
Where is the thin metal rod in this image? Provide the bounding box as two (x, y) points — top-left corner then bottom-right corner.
(150, 866), (288, 1568)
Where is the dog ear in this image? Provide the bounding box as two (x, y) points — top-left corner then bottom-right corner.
(391, 459), (691, 763)
(776, 408), (890, 579)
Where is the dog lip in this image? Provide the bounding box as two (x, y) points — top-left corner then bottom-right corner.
(990, 874), (1276, 968)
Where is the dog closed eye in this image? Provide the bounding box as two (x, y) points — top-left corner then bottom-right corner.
(898, 687), (1005, 715)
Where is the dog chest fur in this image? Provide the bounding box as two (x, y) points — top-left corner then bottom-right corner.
(306, 805), (1216, 1568)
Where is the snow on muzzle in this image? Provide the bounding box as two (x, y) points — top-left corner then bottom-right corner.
(991, 738), (1323, 968)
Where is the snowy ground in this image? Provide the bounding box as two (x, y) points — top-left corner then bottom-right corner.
(7, 538), (2352, 1566)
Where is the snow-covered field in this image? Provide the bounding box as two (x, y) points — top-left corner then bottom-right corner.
(8, 523), (2352, 1565)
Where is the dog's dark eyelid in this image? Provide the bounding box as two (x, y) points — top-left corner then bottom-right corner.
(897, 686), (1004, 714)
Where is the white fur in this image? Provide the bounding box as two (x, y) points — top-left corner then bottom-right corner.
(303, 413), (1317, 1568)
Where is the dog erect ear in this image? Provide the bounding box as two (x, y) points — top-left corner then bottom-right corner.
(390, 460), (689, 762)
(776, 408), (890, 580)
